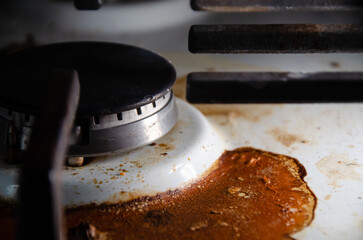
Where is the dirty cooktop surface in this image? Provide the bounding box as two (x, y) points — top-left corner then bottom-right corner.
(66, 148), (315, 240)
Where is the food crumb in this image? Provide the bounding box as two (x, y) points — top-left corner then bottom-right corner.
(237, 192), (246, 197)
(247, 157), (258, 167)
(227, 187), (241, 194)
(190, 221), (208, 231)
(217, 220), (229, 227)
(262, 176), (271, 184)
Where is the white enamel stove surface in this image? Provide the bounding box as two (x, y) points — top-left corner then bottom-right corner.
(0, 98), (225, 207)
(194, 103), (363, 240)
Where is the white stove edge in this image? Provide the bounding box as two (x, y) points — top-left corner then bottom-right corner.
(0, 98), (226, 207)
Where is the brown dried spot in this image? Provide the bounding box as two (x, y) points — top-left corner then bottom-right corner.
(330, 61), (341, 68)
(161, 153), (168, 156)
(268, 127), (306, 147)
(130, 161), (143, 168)
(149, 143), (157, 146)
(119, 172), (126, 176)
(324, 194), (332, 201)
(157, 143), (175, 151)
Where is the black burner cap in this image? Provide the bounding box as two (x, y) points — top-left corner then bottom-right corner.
(0, 42), (176, 117)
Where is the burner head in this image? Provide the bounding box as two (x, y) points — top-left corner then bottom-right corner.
(0, 42), (178, 157)
(0, 42), (176, 116)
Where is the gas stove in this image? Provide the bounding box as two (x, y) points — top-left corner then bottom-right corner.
(0, 1), (363, 240)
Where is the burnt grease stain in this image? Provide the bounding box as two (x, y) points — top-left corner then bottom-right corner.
(66, 148), (316, 240)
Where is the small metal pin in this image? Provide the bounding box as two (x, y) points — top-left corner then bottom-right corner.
(69, 125), (82, 145)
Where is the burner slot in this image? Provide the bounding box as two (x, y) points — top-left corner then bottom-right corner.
(93, 116), (100, 125)
(137, 107), (142, 115)
(189, 24), (363, 53)
(191, 0), (363, 12)
(117, 112), (123, 120)
(90, 91), (172, 131)
(187, 72), (363, 103)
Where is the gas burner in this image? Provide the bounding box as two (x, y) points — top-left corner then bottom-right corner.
(0, 42), (178, 159)
(0, 41), (225, 207)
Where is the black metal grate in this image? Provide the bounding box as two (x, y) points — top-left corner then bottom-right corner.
(187, 1), (363, 103)
(191, 0), (363, 12)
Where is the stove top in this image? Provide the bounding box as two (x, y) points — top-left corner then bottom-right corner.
(0, 1), (363, 240)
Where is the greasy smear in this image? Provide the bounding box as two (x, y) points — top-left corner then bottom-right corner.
(66, 148), (316, 240)
(267, 127), (307, 147)
(316, 152), (361, 188)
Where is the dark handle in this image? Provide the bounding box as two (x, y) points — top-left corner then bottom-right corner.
(18, 69), (80, 240)
(187, 72), (363, 103)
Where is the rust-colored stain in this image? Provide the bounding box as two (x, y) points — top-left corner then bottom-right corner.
(130, 161), (143, 169)
(156, 143), (175, 151)
(92, 178), (98, 184)
(330, 61), (341, 68)
(324, 194), (332, 201)
(316, 152), (362, 188)
(64, 148), (316, 240)
(267, 127), (307, 147)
